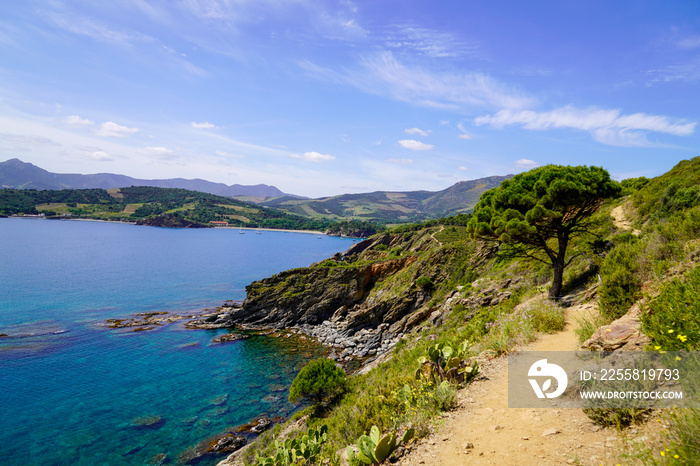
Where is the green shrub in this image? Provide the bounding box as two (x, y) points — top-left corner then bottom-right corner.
(641, 265), (700, 351)
(598, 240), (643, 320)
(373, 244), (388, 251)
(582, 407), (651, 430)
(415, 277), (434, 289)
(656, 408), (700, 464)
(620, 176), (650, 195)
(289, 358), (348, 404)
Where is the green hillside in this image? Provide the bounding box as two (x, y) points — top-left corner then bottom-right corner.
(0, 186), (339, 232)
(253, 175), (510, 223)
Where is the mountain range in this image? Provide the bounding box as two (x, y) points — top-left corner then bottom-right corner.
(0, 158), (511, 222)
(255, 175), (511, 223)
(0, 158), (285, 198)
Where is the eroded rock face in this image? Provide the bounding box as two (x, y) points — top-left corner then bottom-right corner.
(581, 304), (651, 351)
(212, 254), (431, 360)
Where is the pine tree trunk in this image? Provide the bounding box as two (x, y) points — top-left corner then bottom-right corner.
(549, 232), (569, 299)
(550, 259), (565, 299)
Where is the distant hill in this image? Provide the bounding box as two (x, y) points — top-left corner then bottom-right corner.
(1, 158), (511, 223)
(0, 158), (286, 198)
(257, 175), (512, 223)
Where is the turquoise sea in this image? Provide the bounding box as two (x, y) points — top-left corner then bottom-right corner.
(0, 218), (354, 465)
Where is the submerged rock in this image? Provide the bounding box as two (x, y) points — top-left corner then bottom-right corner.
(147, 452), (168, 465)
(210, 394), (228, 405)
(235, 417), (273, 434)
(179, 432), (246, 464)
(130, 415), (164, 429)
(211, 332), (250, 343)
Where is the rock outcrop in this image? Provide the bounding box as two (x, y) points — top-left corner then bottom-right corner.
(581, 303), (651, 351)
(216, 254), (430, 359)
(187, 229), (501, 362)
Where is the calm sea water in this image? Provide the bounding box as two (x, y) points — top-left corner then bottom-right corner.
(0, 218), (354, 465)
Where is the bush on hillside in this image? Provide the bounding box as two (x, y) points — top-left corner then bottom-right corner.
(598, 239), (644, 320)
(289, 358), (348, 405)
(641, 265), (700, 351)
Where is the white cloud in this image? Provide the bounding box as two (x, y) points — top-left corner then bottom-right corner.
(457, 166), (468, 171)
(386, 158), (413, 164)
(140, 146), (177, 159)
(677, 35), (700, 49)
(457, 122), (472, 139)
(87, 151), (113, 161)
(215, 150), (244, 159)
(64, 115), (94, 128)
(191, 121), (216, 129)
(474, 106), (696, 147)
(514, 159), (538, 170)
(299, 51), (533, 111)
(385, 25), (480, 59)
(96, 121), (139, 138)
(404, 127), (429, 136)
(360, 52), (534, 110)
(289, 151), (336, 162)
(398, 139), (433, 151)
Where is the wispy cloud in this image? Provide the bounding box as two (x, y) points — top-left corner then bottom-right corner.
(139, 146), (178, 160)
(398, 139), (433, 151)
(359, 51), (534, 110)
(514, 158), (538, 170)
(404, 127), (429, 136)
(215, 150), (244, 159)
(64, 115), (95, 128)
(676, 35), (700, 49)
(289, 151), (336, 162)
(191, 121), (216, 129)
(299, 51), (533, 111)
(85, 150), (113, 161)
(384, 25), (480, 58)
(475, 106), (696, 147)
(48, 10), (152, 46)
(96, 121), (139, 138)
(386, 158), (413, 164)
(457, 122), (472, 139)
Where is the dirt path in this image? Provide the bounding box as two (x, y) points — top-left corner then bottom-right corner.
(398, 303), (660, 465)
(610, 205), (640, 235)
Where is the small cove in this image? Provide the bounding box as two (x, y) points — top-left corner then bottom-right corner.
(0, 218), (354, 465)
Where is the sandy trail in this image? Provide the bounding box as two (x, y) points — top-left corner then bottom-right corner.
(610, 205), (640, 235)
(397, 303), (659, 465)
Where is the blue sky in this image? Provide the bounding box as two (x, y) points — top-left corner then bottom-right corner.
(1, 1), (699, 197)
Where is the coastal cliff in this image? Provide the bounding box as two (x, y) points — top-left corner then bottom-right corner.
(209, 222), (494, 360)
